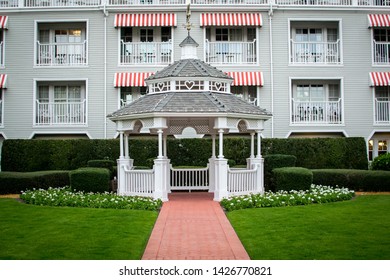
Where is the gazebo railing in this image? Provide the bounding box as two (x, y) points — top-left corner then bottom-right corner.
(227, 165), (259, 195)
(123, 166), (154, 197)
(170, 165), (209, 191)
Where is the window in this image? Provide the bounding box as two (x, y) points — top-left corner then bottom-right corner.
(374, 87), (390, 124)
(373, 29), (390, 64)
(374, 28), (390, 42)
(378, 140), (388, 156)
(0, 30), (3, 66)
(0, 90), (3, 125)
(231, 86), (257, 105)
(120, 87), (147, 107)
(140, 29), (154, 42)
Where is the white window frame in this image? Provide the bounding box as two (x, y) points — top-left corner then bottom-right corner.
(0, 89), (4, 127)
(371, 26), (390, 66)
(118, 86), (147, 108)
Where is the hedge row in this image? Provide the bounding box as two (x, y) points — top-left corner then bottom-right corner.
(273, 167), (313, 192)
(0, 171), (70, 194)
(70, 167), (111, 193)
(312, 169), (390, 192)
(264, 154), (297, 191)
(1, 137), (368, 172)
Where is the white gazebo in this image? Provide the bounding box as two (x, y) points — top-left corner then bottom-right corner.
(107, 21), (271, 201)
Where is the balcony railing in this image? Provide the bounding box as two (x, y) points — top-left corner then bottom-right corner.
(37, 41), (87, 66)
(0, 100), (2, 125)
(0, 41), (3, 67)
(205, 40), (257, 64)
(35, 100), (86, 125)
(375, 98), (390, 124)
(120, 40), (172, 65)
(275, 0), (389, 5)
(290, 40), (341, 64)
(291, 99), (342, 124)
(373, 41), (390, 65)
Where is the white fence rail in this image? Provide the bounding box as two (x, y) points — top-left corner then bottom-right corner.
(227, 165), (258, 195)
(291, 99), (342, 124)
(290, 40), (341, 64)
(375, 99), (390, 124)
(120, 40), (172, 65)
(374, 41), (390, 65)
(205, 40), (257, 64)
(37, 41), (87, 66)
(123, 166), (155, 197)
(35, 100), (86, 125)
(170, 165), (209, 191)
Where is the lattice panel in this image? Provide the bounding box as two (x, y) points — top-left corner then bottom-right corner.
(168, 119), (211, 135)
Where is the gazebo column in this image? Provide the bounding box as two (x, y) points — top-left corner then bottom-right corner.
(247, 132), (255, 169)
(208, 133), (216, 193)
(117, 131), (133, 195)
(213, 129), (229, 201)
(153, 128), (169, 201)
(247, 130), (264, 194)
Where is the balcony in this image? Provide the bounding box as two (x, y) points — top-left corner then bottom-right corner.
(205, 40), (256, 65)
(275, 0), (389, 6)
(290, 40), (341, 65)
(375, 98), (390, 124)
(373, 41), (390, 65)
(109, 0), (266, 4)
(37, 41), (87, 66)
(291, 99), (342, 124)
(35, 100), (87, 126)
(120, 40), (172, 65)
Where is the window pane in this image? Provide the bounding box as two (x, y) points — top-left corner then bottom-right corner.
(229, 29), (242, 41)
(121, 28), (132, 42)
(375, 87), (390, 100)
(54, 86), (67, 102)
(327, 28), (338, 42)
(38, 86), (49, 102)
(328, 84), (340, 101)
(216, 28), (228, 41)
(247, 28), (256, 42)
(161, 27), (171, 42)
(68, 86), (81, 101)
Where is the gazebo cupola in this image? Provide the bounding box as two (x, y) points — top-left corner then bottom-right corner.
(108, 6), (272, 201)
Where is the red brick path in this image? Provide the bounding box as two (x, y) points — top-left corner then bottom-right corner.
(142, 192), (250, 260)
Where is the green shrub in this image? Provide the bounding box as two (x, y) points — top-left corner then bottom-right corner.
(264, 154), (297, 191)
(70, 168), (110, 193)
(273, 167), (313, 192)
(0, 171), (70, 194)
(312, 169), (390, 192)
(371, 153), (390, 171)
(87, 159), (115, 179)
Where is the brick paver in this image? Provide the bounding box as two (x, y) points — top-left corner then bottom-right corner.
(142, 192), (250, 260)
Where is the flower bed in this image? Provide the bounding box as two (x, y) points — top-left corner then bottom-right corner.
(220, 185), (355, 212)
(20, 187), (162, 211)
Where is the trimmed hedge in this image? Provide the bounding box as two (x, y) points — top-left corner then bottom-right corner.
(70, 167), (111, 193)
(312, 169), (390, 192)
(1, 137), (368, 172)
(371, 153), (390, 171)
(273, 167), (313, 192)
(0, 171), (70, 194)
(87, 159), (115, 179)
(264, 154), (297, 191)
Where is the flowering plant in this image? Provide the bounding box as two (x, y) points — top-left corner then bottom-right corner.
(20, 187), (162, 211)
(220, 184), (355, 212)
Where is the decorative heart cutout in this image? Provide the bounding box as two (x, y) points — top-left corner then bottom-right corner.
(185, 80), (195, 90)
(157, 82), (165, 91)
(215, 82), (222, 91)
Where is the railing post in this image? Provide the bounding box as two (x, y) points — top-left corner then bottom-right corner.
(213, 158), (228, 201)
(153, 158), (169, 201)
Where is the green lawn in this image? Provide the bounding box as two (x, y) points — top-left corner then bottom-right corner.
(227, 195), (390, 260)
(0, 199), (158, 260)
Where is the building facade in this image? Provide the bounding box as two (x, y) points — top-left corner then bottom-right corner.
(0, 1), (389, 160)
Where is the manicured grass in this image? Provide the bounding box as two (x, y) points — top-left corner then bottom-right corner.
(0, 199), (158, 260)
(227, 195), (390, 260)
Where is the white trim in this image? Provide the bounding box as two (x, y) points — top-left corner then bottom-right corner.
(285, 129), (349, 138)
(28, 131), (92, 139)
(0, 132), (7, 139)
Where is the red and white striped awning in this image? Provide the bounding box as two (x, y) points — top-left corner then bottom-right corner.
(114, 72), (154, 87)
(115, 14), (177, 27)
(0, 16), (8, 29)
(368, 14), (390, 27)
(226, 72), (264, 86)
(0, 74), (7, 88)
(370, 72), (390, 86)
(200, 13), (262, 27)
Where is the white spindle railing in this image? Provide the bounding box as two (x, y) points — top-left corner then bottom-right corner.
(109, 0), (267, 4)
(375, 99), (390, 124)
(291, 99), (342, 124)
(290, 40), (340, 64)
(35, 100), (86, 125)
(123, 166), (155, 197)
(24, 0), (100, 7)
(373, 41), (390, 65)
(120, 40), (172, 65)
(227, 165), (259, 195)
(205, 40), (257, 64)
(276, 0), (352, 5)
(170, 165), (209, 191)
(37, 41), (87, 66)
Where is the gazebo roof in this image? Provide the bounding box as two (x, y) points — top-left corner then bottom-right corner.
(107, 91), (271, 119)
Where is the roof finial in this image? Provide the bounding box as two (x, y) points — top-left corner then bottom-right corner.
(185, 0), (192, 35)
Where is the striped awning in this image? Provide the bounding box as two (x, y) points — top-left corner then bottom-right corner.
(115, 13), (177, 27)
(200, 13), (262, 27)
(114, 72), (154, 87)
(226, 72), (264, 86)
(0, 74), (7, 88)
(370, 72), (390, 86)
(0, 16), (8, 29)
(368, 14), (390, 27)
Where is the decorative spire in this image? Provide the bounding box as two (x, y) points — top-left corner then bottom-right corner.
(185, 0), (192, 36)
(180, 1), (198, 59)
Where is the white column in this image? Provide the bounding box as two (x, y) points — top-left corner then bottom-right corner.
(250, 132), (255, 159)
(119, 132), (124, 159)
(212, 133), (216, 159)
(124, 133), (129, 159)
(256, 131), (262, 159)
(218, 129), (224, 159)
(157, 129), (163, 159)
(163, 132), (167, 159)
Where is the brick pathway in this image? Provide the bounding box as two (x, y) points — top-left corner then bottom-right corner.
(142, 192), (250, 260)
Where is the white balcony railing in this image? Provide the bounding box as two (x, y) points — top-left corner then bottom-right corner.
(291, 99), (342, 124)
(275, 0), (390, 5)
(120, 40), (172, 65)
(375, 98), (390, 124)
(26, 0), (100, 7)
(109, 0), (266, 4)
(0, 100), (2, 125)
(37, 41), (87, 66)
(373, 41), (390, 65)
(290, 40), (341, 64)
(205, 40), (257, 64)
(35, 100), (86, 125)
(0, 41), (3, 67)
